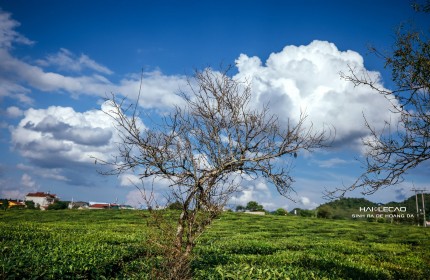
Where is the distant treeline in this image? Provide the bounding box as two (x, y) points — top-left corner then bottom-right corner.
(316, 195), (430, 224)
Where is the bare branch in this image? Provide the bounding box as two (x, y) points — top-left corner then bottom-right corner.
(97, 67), (330, 268)
(328, 21), (430, 198)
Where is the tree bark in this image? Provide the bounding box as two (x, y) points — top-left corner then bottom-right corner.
(175, 210), (186, 252)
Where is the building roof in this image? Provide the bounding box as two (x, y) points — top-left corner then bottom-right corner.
(71, 201), (88, 206)
(89, 203), (119, 209)
(8, 200), (25, 206)
(26, 192), (57, 198)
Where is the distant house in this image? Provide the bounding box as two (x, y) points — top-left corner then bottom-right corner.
(87, 201), (134, 210)
(0, 199), (25, 209)
(244, 211), (266, 216)
(68, 201), (89, 210)
(88, 201), (119, 209)
(25, 192), (58, 210)
(8, 200), (25, 208)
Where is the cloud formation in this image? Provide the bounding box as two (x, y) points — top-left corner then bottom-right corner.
(6, 106), (23, 118)
(234, 40), (397, 148)
(229, 178), (273, 208)
(20, 173), (38, 189)
(36, 48), (113, 75)
(313, 157), (352, 168)
(0, 49), (114, 99)
(23, 115), (112, 146)
(3, 10), (395, 151)
(0, 10), (33, 49)
(1, 9), (405, 208)
(117, 71), (187, 109)
(0, 168), (39, 200)
(10, 103), (118, 179)
(0, 9), (185, 109)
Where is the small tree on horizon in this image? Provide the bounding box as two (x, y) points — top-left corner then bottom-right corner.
(167, 201), (183, 210)
(317, 205), (333, 219)
(274, 208), (288, 216)
(245, 201), (265, 212)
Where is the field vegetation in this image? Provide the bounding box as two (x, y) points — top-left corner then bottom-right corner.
(1, 210), (429, 279)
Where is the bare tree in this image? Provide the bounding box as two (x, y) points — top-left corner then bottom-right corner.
(99, 68), (329, 277)
(327, 6), (430, 198)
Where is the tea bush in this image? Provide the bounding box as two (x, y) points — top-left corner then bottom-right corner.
(0, 210), (148, 279)
(1, 210), (429, 279)
(193, 213), (430, 279)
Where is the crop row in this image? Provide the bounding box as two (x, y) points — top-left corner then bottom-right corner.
(0, 211), (148, 279)
(192, 213), (430, 279)
(1, 210), (430, 279)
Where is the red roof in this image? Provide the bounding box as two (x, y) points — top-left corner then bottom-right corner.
(89, 203), (119, 209)
(90, 204), (109, 208)
(26, 192), (57, 198)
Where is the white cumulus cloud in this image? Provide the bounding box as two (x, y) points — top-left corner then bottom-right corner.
(229, 178), (273, 208)
(21, 173), (38, 189)
(0, 173), (39, 200)
(119, 173), (141, 187)
(234, 40), (398, 148)
(298, 196), (319, 209)
(116, 71), (187, 110)
(6, 106), (23, 118)
(10, 103), (123, 184)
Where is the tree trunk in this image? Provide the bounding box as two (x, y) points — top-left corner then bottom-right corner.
(175, 210), (186, 251)
(185, 241), (193, 257)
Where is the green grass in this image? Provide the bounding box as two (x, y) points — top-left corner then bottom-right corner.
(1, 210), (429, 279)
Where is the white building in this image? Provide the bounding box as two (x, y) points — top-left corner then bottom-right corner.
(25, 192), (58, 210)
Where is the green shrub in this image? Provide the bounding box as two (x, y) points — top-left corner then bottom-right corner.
(47, 201), (68, 210)
(1, 210), (429, 279)
(24, 200), (38, 209)
(273, 208), (288, 216)
(316, 205), (332, 219)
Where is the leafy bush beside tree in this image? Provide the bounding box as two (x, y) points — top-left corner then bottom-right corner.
(47, 201), (68, 210)
(25, 200), (37, 209)
(0, 199), (9, 211)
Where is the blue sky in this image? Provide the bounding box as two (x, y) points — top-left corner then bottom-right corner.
(0, 0), (428, 210)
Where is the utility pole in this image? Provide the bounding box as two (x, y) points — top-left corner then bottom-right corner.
(412, 188), (427, 227)
(414, 188), (419, 226)
(422, 192), (427, 227)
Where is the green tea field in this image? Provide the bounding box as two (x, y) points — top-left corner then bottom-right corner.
(1, 210), (429, 279)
